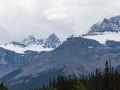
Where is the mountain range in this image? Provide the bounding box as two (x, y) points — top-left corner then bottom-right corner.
(1, 15), (120, 90)
(0, 33), (61, 53)
(0, 33), (61, 78)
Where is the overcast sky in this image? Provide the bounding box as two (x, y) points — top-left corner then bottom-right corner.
(0, 0), (120, 44)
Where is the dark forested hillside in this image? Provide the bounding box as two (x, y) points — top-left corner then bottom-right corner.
(34, 60), (120, 90)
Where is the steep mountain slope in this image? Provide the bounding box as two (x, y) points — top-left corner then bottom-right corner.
(0, 33), (61, 53)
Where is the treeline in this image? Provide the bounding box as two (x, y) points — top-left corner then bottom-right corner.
(34, 60), (120, 90)
(0, 82), (8, 90)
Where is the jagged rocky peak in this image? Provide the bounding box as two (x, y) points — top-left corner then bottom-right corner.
(22, 35), (38, 45)
(0, 33), (61, 54)
(44, 33), (61, 48)
(37, 38), (44, 45)
(48, 33), (59, 40)
(22, 34), (61, 48)
(3, 33), (61, 49)
(9, 36), (36, 47)
(88, 15), (120, 33)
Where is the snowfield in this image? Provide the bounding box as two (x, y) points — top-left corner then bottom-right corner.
(83, 32), (120, 44)
(0, 44), (53, 53)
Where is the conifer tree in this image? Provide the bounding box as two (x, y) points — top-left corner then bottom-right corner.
(103, 60), (109, 90)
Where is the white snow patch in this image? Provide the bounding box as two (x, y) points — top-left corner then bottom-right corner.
(88, 46), (93, 48)
(10, 79), (24, 86)
(25, 79), (30, 83)
(83, 32), (120, 44)
(0, 44), (53, 53)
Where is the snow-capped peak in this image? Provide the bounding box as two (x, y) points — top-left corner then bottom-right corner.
(89, 16), (120, 33)
(0, 33), (61, 53)
(82, 16), (120, 44)
(44, 33), (61, 48)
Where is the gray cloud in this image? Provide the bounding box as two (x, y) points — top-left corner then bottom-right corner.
(0, 0), (120, 43)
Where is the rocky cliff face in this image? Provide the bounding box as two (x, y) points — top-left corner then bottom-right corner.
(0, 47), (46, 78)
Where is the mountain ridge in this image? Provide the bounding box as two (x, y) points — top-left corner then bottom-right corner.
(0, 33), (61, 78)
(89, 15), (120, 33)
(0, 33), (61, 53)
